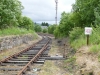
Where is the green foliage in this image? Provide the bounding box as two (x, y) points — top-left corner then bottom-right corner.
(54, 12), (74, 38)
(71, 38), (86, 49)
(72, 0), (100, 27)
(34, 24), (42, 32)
(70, 26), (100, 50)
(69, 27), (84, 42)
(89, 26), (100, 44)
(54, 26), (61, 38)
(48, 24), (56, 34)
(54, 0), (100, 39)
(18, 16), (34, 30)
(69, 27), (86, 49)
(65, 56), (76, 63)
(94, 8), (100, 25)
(41, 22), (49, 27)
(42, 28), (48, 33)
(0, 0), (23, 29)
(90, 44), (100, 53)
(0, 27), (35, 36)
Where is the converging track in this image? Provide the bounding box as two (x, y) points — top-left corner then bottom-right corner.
(0, 36), (52, 75)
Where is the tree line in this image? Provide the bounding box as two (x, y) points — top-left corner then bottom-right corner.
(2, 0), (99, 38)
(53, 0), (100, 38)
(0, 0), (34, 30)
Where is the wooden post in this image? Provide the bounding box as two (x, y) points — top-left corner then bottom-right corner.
(87, 35), (89, 46)
(63, 44), (66, 58)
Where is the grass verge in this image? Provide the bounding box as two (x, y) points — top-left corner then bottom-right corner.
(0, 27), (35, 36)
(89, 44), (100, 53)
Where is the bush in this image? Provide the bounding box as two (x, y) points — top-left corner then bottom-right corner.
(89, 26), (100, 45)
(70, 26), (100, 50)
(90, 44), (100, 53)
(69, 27), (86, 49)
(48, 25), (56, 34)
(42, 28), (48, 33)
(34, 25), (42, 32)
(69, 27), (84, 42)
(71, 38), (86, 49)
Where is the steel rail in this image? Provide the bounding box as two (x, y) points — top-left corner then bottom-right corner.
(17, 38), (50, 75)
(0, 38), (43, 64)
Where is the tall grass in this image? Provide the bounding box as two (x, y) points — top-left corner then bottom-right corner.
(69, 27), (86, 49)
(70, 37), (86, 49)
(90, 44), (100, 53)
(70, 26), (100, 53)
(0, 27), (35, 36)
(89, 26), (100, 45)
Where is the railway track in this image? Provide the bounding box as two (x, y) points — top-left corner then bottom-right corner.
(0, 36), (51, 75)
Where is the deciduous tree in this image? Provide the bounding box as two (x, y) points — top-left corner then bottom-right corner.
(0, 0), (23, 29)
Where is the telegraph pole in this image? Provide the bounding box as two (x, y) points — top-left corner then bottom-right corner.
(55, 0), (58, 25)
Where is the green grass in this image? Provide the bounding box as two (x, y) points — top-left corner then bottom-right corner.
(90, 44), (100, 53)
(70, 26), (100, 52)
(71, 38), (86, 50)
(64, 56), (76, 63)
(0, 27), (35, 36)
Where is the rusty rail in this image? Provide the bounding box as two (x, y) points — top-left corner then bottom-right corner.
(17, 38), (50, 75)
(0, 38), (42, 64)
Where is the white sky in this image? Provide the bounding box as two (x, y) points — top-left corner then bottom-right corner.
(20, 0), (75, 24)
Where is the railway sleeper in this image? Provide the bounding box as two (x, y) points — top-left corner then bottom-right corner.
(26, 49), (50, 53)
(0, 73), (18, 75)
(31, 47), (42, 50)
(0, 63), (26, 66)
(39, 56), (65, 60)
(22, 51), (49, 55)
(35, 44), (45, 47)
(4, 60), (45, 64)
(11, 58), (45, 61)
(16, 55), (49, 59)
(0, 68), (22, 71)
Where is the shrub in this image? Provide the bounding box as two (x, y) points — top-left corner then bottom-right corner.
(69, 27), (84, 42)
(90, 26), (100, 45)
(71, 37), (86, 49)
(90, 44), (100, 53)
(42, 28), (48, 33)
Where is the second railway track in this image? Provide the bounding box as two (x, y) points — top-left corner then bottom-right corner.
(0, 36), (52, 75)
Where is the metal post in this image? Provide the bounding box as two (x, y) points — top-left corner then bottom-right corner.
(55, 0), (58, 25)
(63, 44), (66, 58)
(87, 35), (89, 46)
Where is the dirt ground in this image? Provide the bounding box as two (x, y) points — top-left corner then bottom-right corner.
(26, 37), (70, 75)
(36, 38), (69, 75)
(75, 46), (100, 75)
(1, 35), (99, 75)
(0, 36), (70, 75)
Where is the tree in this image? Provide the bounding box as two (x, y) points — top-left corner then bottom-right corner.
(0, 0), (23, 29)
(41, 22), (49, 26)
(54, 26), (61, 38)
(34, 24), (42, 32)
(48, 24), (56, 34)
(42, 28), (48, 33)
(54, 12), (74, 38)
(72, 0), (100, 27)
(45, 23), (49, 27)
(94, 5), (100, 25)
(18, 16), (34, 30)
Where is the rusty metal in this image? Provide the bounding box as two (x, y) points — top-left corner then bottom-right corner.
(18, 39), (50, 75)
(0, 37), (51, 75)
(0, 39), (42, 64)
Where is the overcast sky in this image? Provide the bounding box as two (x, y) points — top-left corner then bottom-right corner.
(20, 0), (75, 24)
